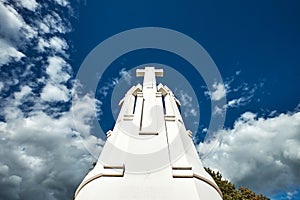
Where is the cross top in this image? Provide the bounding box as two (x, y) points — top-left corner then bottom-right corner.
(136, 67), (163, 89)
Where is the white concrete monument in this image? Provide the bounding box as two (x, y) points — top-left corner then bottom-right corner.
(74, 67), (223, 200)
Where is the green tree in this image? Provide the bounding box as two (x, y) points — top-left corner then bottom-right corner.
(205, 168), (269, 200)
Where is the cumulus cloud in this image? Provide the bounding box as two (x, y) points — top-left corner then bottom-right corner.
(200, 110), (300, 196)
(0, 1), (102, 200)
(0, 0), (72, 66)
(46, 56), (71, 83)
(0, 38), (25, 66)
(0, 1), (36, 42)
(0, 162), (22, 199)
(0, 2), (25, 41)
(0, 79), (100, 200)
(13, 85), (33, 105)
(41, 12), (71, 34)
(0, 1), (36, 67)
(41, 83), (70, 102)
(205, 82), (227, 101)
(14, 0), (38, 11)
(0, 82), (4, 91)
(0, 95), (100, 199)
(37, 37), (69, 54)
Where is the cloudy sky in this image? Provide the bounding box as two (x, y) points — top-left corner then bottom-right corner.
(0, 0), (299, 200)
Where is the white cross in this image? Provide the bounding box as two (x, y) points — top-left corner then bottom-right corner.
(136, 67), (163, 88)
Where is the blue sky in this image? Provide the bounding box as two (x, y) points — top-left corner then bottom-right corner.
(0, 0), (299, 199)
(71, 0), (300, 137)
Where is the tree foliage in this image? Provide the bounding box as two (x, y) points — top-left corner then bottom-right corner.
(205, 168), (269, 200)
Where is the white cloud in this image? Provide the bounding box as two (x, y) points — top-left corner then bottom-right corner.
(240, 111), (257, 121)
(49, 36), (68, 53)
(42, 12), (71, 34)
(0, 163), (9, 176)
(189, 108), (197, 117)
(235, 70), (241, 75)
(213, 105), (224, 116)
(200, 111), (300, 196)
(227, 97), (247, 108)
(287, 190), (298, 200)
(38, 21), (50, 34)
(0, 74), (101, 199)
(119, 68), (132, 85)
(37, 37), (69, 54)
(210, 78), (259, 116)
(46, 56), (70, 83)
(205, 82), (227, 101)
(97, 77), (119, 97)
(0, 1), (39, 66)
(37, 38), (49, 52)
(41, 83), (69, 102)
(0, 95), (101, 199)
(98, 68), (137, 100)
(0, 82), (3, 91)
(0, 3), (24, 41)
(207, 72), (263, 115)
(15, 0), (38, 11)
(0, 2), (37, 41)
(175, 89), (198, 118)
(178, 90), (192, 106)
(13, 85), (32, 105)
(0, 38), (25, 66)
(213, 96), (252, 115)
(0, 162), (22, 199)
(54, 0), (69, 7)
(269, 110), (277, 117)
(0, 1), (102, 200)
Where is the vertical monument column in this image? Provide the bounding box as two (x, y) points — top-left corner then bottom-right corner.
(136, 67), (163, 134)
(74, 67), (223, 200)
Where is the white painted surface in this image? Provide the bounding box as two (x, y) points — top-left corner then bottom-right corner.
(74, 67), (223, 200)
